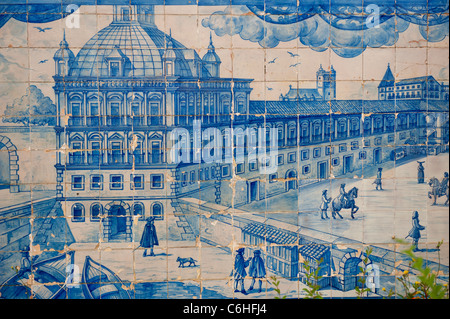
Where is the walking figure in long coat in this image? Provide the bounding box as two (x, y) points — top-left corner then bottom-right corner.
(417, 161), (425, 184)
(248, 250), (266, 293)
(140, 217), (159, 257)
(373, 167), (383, 190)
(405, 211), (425, 252)
(320, 190), (331, 219)
(232, 248), (250, 295)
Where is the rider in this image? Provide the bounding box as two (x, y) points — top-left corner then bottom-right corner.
(441, 172), (449, 194)
(339, 183), (347, 206)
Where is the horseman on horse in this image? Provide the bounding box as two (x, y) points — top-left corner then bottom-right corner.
(428, 172), (449, 206)
(331, 184), (359, 219)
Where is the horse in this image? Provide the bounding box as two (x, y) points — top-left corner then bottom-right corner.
(428, 177), (449, 206)
(331, 187), (359, 219)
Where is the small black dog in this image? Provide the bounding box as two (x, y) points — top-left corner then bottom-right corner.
(176, 257), (197, 267)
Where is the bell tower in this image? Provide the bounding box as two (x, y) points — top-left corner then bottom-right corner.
(53, 31), (74, 77)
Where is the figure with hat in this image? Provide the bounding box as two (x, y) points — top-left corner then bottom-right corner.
(320, 190), (331, 219)
(231, 247), (250, 294)
(338, 183), (347, 207)
(373, 167), (383, 190)
(248, 250), (266, 293)
(417, 161), (425, 184)
(140, 216), (158, 257)
(405, 211), (425, 252)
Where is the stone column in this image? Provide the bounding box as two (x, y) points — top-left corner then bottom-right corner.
(371, 116), (374, 135)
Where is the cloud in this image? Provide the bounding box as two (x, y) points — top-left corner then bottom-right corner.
(419, 21), (449, 42)
(202, 5), (446, 58)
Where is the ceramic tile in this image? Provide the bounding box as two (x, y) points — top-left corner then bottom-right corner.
(0, 0), (448, 302)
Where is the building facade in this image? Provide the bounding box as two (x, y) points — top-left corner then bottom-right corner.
(378, 64), (450, 101)
(53, 4), (449, 243)
(279, 65), (336, 101)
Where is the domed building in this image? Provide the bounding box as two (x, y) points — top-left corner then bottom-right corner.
(53, 5), (448, 245)
(53, 4), (252, 243)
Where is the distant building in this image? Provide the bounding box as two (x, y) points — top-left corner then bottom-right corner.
(378, 64), (449, 101)
(280, 65), (336, 101)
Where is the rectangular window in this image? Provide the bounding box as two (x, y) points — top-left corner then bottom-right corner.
(222, 165), (230, 177)
(131, 174), (144, 190)
(190, 171), (196, 184)
(181, 173), (187, 186)
(364, 139), (370, 147)
(332, 158), (340, 166)
(110, 61), (120, 76)
(302, 165), (311, 175)
(325, 146), (334, 156)
(339, 143), (347, 152)
(301, 149), (309, 161)
(351, 141), (359, 150)
(205, 168), (209, 181)
(90, 103), (99, 116)
(288, 152), (296, 163)
(388, 135), (395, 143)
(313, 148), (321, 158)
(90, 175), (103, 190)
(359, 151), (367, 160)
(269, 173), (277, 183)
(199, 169), (204, 181)
(236, 163), (244, 174)
(249, 160), (258, 171)
(110, 175), (123, 190)
(374, 137), (382, 145)
(150, 174), (164, 189)
(399, 132), (406, 140)
(277, 155), (284, 166)
(71, 175), (85, 190)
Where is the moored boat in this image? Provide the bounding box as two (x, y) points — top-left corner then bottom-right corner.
(0, 251), (75, 299)
(81, 256), (131, 299)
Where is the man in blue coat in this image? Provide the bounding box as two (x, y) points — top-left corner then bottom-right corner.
(248, 250), (266, 293)
(232, 248), (250, 295)
(405, 211), (425, 252)
(140, 217), (158, 257)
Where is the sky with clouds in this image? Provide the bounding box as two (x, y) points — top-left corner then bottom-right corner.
(0, 4), (448, 116)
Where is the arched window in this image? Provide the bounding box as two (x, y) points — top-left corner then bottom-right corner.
(70, 98), (83, 126)
(300, 121), (309, 143)
(312, 121), (321, 141)
(236, 96), (246, 114)
(72, 203), (85, 222)
(90, 203), (102, 221)
(152, 203), (163, 220)
(133, 203), (145, 221)
(88, 134), (102, 165)
(148, 95), (161, 125)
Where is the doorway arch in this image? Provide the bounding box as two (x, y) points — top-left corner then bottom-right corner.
(103, 200), (132, 242)
(0, 135), (20, 193)
(285, 169), (297, 191)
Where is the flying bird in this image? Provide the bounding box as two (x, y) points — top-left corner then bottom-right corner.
(267, 87), (273, 91)
(38, 59), (48, 64)
(34, 27), (52, 32)
(287, 51), (300, 57)
(267, 57), (278, 64)
(289, 62), (301, 68)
